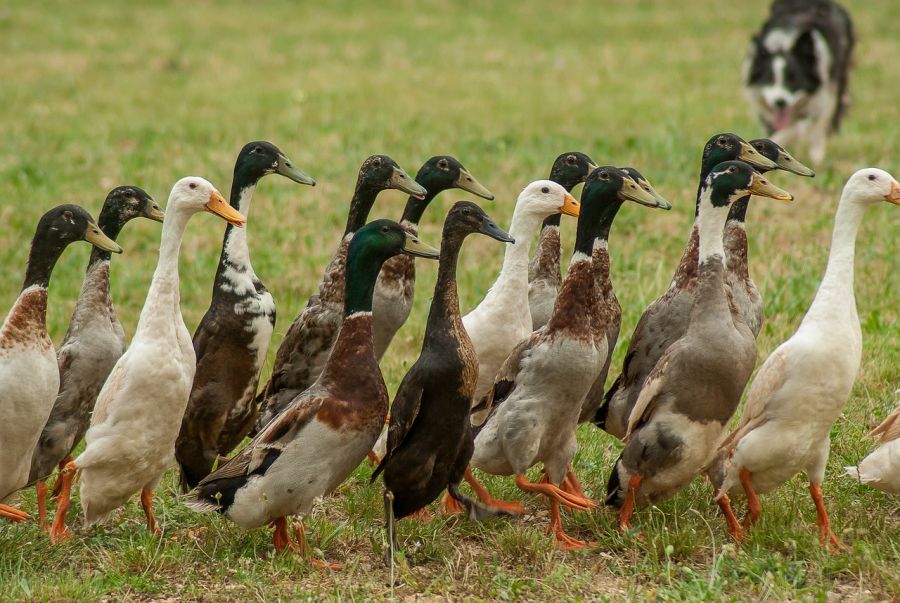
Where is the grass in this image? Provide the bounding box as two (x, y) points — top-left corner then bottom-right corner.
(0, 0), (897, 600)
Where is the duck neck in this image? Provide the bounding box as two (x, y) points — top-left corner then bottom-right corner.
(692, 189), (731, 320)
(318, 311), (380, 399)
(574, 199), (621, 257)
(727, 195), (750, 223)
(805, 196), (864, 323)
(145, 207), (191, 306)
(88, 208), (126, 266)
(344, 251), (390, 316)
(345, 182), (381, 236)
(217, 183), (257, 279)
(545, 249), (597, 335)
(499, 207), (543, 280)
(698, 189), (729, 263)
(22, 233), (68, 291)
(400, 175), (442, 226)
(425, 233), (464, 337)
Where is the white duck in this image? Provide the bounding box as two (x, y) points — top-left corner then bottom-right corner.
(0, 205), (121, 523)
(463, 180), (580, 411)
(845, 403), (900, 494)
(715, 168), (900, 549)
(49, 177), (245, 542)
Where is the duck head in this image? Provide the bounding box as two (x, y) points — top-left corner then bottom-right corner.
(842, 169), (900, 207)
(417, 156), (494, 201)
(620, 167), (672, 209)
(749, 139), (815, 177)
(23, 204), (122, 288)
(344, 219), (439, 316)
(704, 161), (794, 207)
(443, 200), (514, 244)
(517, 180), (580, 221)
(100, 186), (165, 227)
(168, 177), (246, 226)
(701, 133), (777, 175)
(358, 155), (427, 199)
(550, 152), (599, 192)
(234, 141), (316, 187)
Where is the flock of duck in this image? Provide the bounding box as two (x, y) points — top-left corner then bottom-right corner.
(1, 134), (897, 567)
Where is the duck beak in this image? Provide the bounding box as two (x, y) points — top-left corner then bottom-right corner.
(390, 167), (428, 200)
(276, 154), (316, 186)
(619, 177), (663, 208)
(401, 232), (440, 259)
(205, 190), (247, 227)
(738, 141), (778, 171)
(147, 205), (166, 223)
(885, 180), (900, 205)
(773, 148), (815, 177)
(477, 219), (515, 243)
(454, 168), (494, 200)
(748, 173), (793, 201)
(637, 177), (672, 210)
(560, 191), (580, 217)
(85, 221), (123, 254)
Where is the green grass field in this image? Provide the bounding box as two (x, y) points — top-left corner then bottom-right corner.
(1, 0), (898, 600)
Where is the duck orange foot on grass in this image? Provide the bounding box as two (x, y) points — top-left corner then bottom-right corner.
(0, 503), (29, 523)
(269, 517), (342, 569)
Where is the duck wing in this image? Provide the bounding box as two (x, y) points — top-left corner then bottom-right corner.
(371, 371), (424, 482)
(718, 346), (789, 451)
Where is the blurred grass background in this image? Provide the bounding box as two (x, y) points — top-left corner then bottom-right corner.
(0, 0), (897, 600)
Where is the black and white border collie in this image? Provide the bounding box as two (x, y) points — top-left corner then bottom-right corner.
(743, 0), (854, 163)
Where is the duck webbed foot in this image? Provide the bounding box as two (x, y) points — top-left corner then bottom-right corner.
(547, 498), (596, 550)
(270, 516), (342, 568)
(0, 503), (30, 523)
(617, 474), (641, 533)
(515, 474), (596, 511)
(809, 483), (847, 552)
(447, 482), (515, 522)
(464, 468), (526, 515)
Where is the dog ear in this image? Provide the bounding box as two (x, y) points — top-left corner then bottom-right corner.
(793, 30), (817, 66)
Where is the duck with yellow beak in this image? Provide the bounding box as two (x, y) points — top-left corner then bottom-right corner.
(50, 177), (245, 542)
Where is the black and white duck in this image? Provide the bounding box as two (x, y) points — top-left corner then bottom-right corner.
(176, 141), (315, 491)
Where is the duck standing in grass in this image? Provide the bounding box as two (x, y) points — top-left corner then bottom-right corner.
(845, 403), (900, 494)
(596, 133), (778, 439)
(470, 167), (669, 548)
(176, 142), (315, 491)
(255, 156), (426, 433)
(528, 152), (598, 331)
(49, 178), (244, 542)
(27, 187), (164, 527)
(187, 220), (438, 564)
(373, 156), (494, 361)
(1, 205), (122, 523)
(577, 168), (670, 425)
(713, 168), (900, 547)
(607, 161), (793, 535)
(371, 202), (514, 555)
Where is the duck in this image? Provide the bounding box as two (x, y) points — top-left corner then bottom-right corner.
(606, 161), (793, 535)
(372, 156), (494, 361)
(255, 156), (426, 433)
(713, 168), (899, 548)
(175, 141), (315, 491)
(723, 139), (814, 338)
(371, 202), (514, 557)
(464, 180), (580, 418)
(596, 133), (779, 440)
(578, 168), (670, 425)
(186, 220), (439, 564)
(469, 167), (668, 548)
(49, 178), (244, 542)
(845, 403), (900, 494)
(1, 205), (122, 523)
(528, 152), (598, 330)
(27, 187), (164, 527)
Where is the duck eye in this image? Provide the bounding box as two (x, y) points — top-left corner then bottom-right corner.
(868, 174), (876, 181)
(373, 158), (382, 167)
(717, 136), (727, 145)
(438, 159), (448, 169)
(727, 167), (735, 174)
(381, 226), (389, 233)
(189, 182), (197, 189)
(462, 208), (470, 216)
(566, 155), (576, 164)
(253, 146), (262, 154)
(541, 186), (550, 194)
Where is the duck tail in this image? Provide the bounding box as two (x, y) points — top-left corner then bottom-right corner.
(605, 454), (626, 508)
